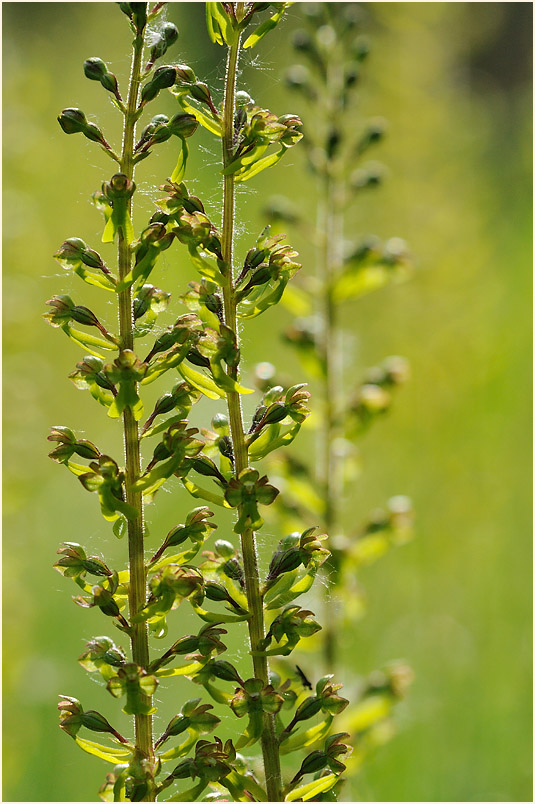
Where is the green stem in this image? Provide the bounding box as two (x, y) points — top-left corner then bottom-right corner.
(117, 24), (154, 795)
(220, 25), (283, 803)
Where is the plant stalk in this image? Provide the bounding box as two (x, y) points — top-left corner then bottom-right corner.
(117, 24), (154, 791)
(220, 25), (283, 803)
(319, 55), (346, 672)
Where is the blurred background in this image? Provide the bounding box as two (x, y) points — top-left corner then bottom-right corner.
(3, 2), (532, 802)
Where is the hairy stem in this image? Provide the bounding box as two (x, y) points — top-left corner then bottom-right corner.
(220, 25), (283, 803)
(117, 24), (154, 790)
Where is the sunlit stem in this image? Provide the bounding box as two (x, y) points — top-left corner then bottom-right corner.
(220, 19), (284, 803)
(117, 22), (154, 798)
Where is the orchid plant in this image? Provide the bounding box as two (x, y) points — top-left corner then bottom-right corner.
(49, 3), (353, 802)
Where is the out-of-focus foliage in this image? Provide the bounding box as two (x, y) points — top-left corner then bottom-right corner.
(3, 3), (532, 802)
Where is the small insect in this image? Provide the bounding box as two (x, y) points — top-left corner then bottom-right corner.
(295, 664), (313, 690)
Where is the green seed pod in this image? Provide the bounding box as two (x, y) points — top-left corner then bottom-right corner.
(140, 65), (177, 104)
(175, 63), (196, 84)
(83, 57), (120, 97)
(236, 90), (253, 107)
(167, 112), (199, 139)
(204, 581), (230, 602)
(214, 539), (235, 559)
(210, 660), (243, 685)
(70, 305), (100, 328)
(222, 557), (244, 586)
(293, 695), (322, 723)
(190, 81), (212, 106)
(57, 107), (87, 134)
(211, 413), (229, 433)
(295, 750), (328, 779)
(148, 22), (178, 65)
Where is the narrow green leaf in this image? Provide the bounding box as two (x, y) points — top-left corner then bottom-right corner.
(74, 736), (131, 764)
(222, 143), (268, 176)
(171, 137), (188, 183)
(180, 98), (222, 137)
(155, 661), (205, 678)
(177, 362), (225, 399)
(61, 323), (117, 358)
(235, 146), (286, 182)
(243, 4), (287, 49)
(280, 717), (333, 755)
(181, 477), (227, 507)
(285, 774), (338, 802)
(164, 780), (207, 802)
(158, 730), (197, 761)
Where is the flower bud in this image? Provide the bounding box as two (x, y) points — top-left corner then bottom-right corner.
(57, 107), (109, 147)
(210, 660), (244, 685)
(119, 2), (147, 32)
(222, 557), (244, 586)
(83, 57), (121, 98)
(79, 636), (126, 671)
(148, 22), (178, 66)
(214, 539), (235, 559)
(204, 581), (229, 602)
(295, 750), (328, 779)
(140, 65), (177, 105)
(292, 695), (322, 723)
(211, 413), (229, 433)
(57, 107), (87, 134)
(266, 547), (303, 580)
(167, 112), (199, 139)
(189, 81), (212, 106)
(175, 63), (196, 84)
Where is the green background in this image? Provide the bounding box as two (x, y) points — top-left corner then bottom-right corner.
(2, 2), (532, 802)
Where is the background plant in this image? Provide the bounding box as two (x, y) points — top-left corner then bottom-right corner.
(44, 3), (355, 801)
(3, 3), (532, 803)
(255, 2), (414, 778)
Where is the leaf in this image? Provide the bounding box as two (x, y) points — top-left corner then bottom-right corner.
(191, 603), (249, 624)
(248, 421), (302, 460)
(222, 143), (268, 176)
(235, 146), (286, 183)
(205, 2), (236, 46)
(181, 477), (227, 507)
(61, 323), (117, 358)
(155, 661), (205, 678)
(263, 569), (298, 606)
(205, 1), (222, 44)
(224, 771), (267, 803)
(177, 362), (225, 400)
(186, 246), (224, 285)
(158, 730), (198, 761)
(280, 717), (333, 755)
(265, 568), (316, 610)
(243, 4), (287, 49)
(171, 137), (188, 183)
(74, 736), (131, 764)
(285, 774), (338, 802)
(71, 264), (116, 292)
(179, 98), (222, 137)
(164, 780), (207, 802)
